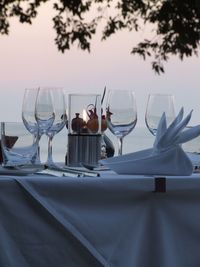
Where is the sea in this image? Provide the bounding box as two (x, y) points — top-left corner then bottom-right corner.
(39, 126), (200, 163)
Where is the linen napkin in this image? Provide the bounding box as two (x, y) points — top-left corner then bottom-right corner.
(0, 136), (18, 163)
(100, 108), (200, 175)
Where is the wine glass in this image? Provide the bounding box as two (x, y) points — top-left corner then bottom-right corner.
(22, 88), (41, 163)
(22, 88), (39, 135)
(45, 88), (67, 168)
(145, 94), (175, 136)
(35, 88), (55, 135)
(106, 89), (137, 156)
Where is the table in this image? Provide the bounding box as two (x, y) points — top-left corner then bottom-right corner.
(1, 173), (200, 267)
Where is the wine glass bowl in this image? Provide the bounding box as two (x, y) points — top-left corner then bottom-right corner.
(35, 88), (55, 135)
(22, 88), (39, 135)
(145, 94), (175, 136)
(106, 90), (137, 155)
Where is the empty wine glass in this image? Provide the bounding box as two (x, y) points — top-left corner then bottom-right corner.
(145, 94), (175, 136)
(22, 88), (39, 135)
(35, 88), (55, 135)
(22, 88), (41, 163)
(45, 88), (67, 168)
(106, 89), (137, 155)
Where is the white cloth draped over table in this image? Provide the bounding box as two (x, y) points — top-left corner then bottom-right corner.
(1, 174), (200, 267)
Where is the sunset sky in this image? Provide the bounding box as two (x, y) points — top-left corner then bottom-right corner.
(0, 2), (200, 126)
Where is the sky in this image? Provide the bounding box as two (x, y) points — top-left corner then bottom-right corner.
(0, 2), (200, 126)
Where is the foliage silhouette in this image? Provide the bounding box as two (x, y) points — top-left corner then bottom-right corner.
(0, 0), (200, 73)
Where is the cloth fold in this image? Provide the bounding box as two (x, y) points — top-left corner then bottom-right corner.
(15, 178), (110, 267)
(101, 108), (200, 176)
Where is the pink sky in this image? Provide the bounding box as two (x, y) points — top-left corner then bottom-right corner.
(0, 2), (200, 126)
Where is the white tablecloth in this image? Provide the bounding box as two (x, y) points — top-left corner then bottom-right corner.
(1, 173), (200, 267)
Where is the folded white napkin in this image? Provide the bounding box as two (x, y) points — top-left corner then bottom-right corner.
(100, 108), (200, 176)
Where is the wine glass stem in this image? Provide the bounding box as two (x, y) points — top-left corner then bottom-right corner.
(33, 133), (41, 164)
(47, 135), (54, 166)
(117, 137), (123, 156)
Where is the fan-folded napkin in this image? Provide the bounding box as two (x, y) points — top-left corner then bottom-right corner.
(100, 108), (200, 176)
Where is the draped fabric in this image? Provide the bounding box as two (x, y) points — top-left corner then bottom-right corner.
(1, 174), (200, 267)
